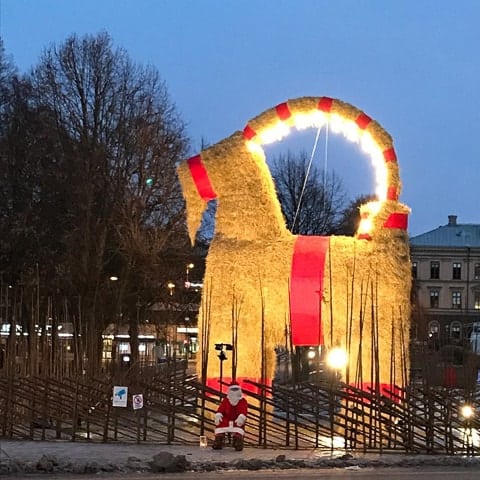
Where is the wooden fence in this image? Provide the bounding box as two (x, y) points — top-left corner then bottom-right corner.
(0, 366), (479, 455)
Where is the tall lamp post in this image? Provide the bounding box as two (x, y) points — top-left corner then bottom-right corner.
(183, 264), (195, 358)
(108, 275), (120, 372)
(185, 263), (194, 288)
(165, 282), (176, 359)
(215, 343), (233, 393)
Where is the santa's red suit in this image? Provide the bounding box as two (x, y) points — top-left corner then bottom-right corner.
(213, 383), (248, 450)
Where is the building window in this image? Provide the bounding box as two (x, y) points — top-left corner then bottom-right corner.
(450, 321), (462, 340)
(452, 262), (461, 280)
(118, 342), (131, 354)
(430, 290), (439, 308)
(475, 264), (480, 280)
(102, 338), (112, 360)
(412, 261), (417, 279)
(452, 291), (462, 309)
(430, 261), (440, 279)
(474, 291), (480, 310)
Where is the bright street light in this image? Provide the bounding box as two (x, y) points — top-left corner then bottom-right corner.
(186, 263), (194, 282)
(185, 263), (195, 287)
(461, 404), (474, 420)
(307, 349), (316, 360)
(326, 347), (348, 370)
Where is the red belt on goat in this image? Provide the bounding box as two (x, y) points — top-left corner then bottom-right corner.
(290, 236), (329, 346)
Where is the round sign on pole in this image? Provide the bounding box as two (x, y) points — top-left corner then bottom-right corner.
(132, 393), (144, 410)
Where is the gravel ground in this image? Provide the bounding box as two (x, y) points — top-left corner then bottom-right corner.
(1, 440), (480, 476)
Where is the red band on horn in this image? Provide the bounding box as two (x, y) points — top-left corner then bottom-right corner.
(387, 186), (398, 201)
(187, 155), (217, 201)
(318, 97), (333, 112)
(383, 147), (397, 163)
(356, 112), (372, 129)
(275, 102), (291, 120)
(243, 124), (257, 140)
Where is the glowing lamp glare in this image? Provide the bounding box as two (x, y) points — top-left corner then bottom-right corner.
(461, 404), (474, 419)
(326, 347), (348, 370)
(358, 217), (373, 233)
(246, 140), (264, 155)
(342, 120), (360, 142)
(258, 122), (290, 145)
(292, 111), (327, 131)
(329, 113), (344, 133)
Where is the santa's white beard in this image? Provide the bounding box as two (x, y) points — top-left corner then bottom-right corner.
(227, 390), (242, 406)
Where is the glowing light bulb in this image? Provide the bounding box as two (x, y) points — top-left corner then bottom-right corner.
(329, 113), (344, 133)
(307, 349), (316, 360)
(258, 122), (290, 145)
(342, 120), (360, 143)
(293, 111), (327, 131)
(360, 131), (377, 155)
(358, 217), (373, 234)
(246, 140), (264, 155)
(326, 347), (348, 370)
(461, 404), (474, 419)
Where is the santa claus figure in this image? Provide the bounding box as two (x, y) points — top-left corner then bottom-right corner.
(212, 383), (248, 450)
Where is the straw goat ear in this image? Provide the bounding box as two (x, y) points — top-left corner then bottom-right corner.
(177, 161), (208, 245)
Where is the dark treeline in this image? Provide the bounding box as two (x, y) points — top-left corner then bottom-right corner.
(0, 32), (194, 376)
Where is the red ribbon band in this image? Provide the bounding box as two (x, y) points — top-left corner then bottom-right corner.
(243, 124), (257, 140)
(275, 102), (291, 120)
(318, 97), (333, 112)
(383, 213), (408, 230)
(186, 155), (217, 201)
(355, 112), (372, 129)
(387, 186), (398, 201)
(383, 147), (397, 163)
(290, 236), (329, 346)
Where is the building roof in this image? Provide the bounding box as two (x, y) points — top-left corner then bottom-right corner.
(410, 215), (480, 247)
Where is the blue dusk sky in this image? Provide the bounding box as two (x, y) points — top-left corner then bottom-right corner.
(1, 0), (480, 236)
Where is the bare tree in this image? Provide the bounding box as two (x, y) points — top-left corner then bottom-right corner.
(0, 32), (190, 374)
(0, 40), (17, 132)
(270, 150), (348, 235)
(334, 194), (376, 236)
